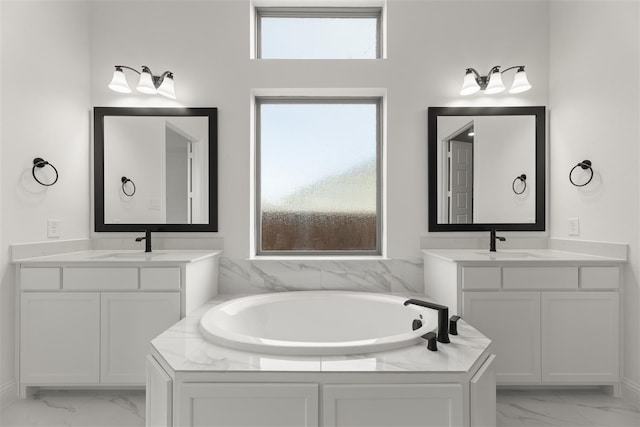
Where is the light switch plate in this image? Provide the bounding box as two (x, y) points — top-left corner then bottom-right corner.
(47, 219), (61, 238)
(568, 218), (580, 236)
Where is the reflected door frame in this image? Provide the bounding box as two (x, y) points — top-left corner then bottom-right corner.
(439, 121), (474, 224)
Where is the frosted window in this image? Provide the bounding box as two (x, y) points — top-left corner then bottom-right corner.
(257, 99), (381, 254)
(257, 9), (381, 59)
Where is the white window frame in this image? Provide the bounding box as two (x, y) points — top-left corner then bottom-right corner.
(254, 96), (383, 257)
(255, 7), (383, 59)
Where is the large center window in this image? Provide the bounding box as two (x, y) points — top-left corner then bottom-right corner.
(256, 97), (382, 256)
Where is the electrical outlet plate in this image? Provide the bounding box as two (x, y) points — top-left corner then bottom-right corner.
(47, 219), (61, 238)
(568, 218), (580, 236)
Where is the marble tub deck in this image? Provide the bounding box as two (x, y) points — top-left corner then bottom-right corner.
(151, 295), (491, 374)
(2, 389), (638, 427)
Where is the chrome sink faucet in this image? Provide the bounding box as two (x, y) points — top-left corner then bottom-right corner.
(135, 230), (152, 253)
(489, 230), (506, 252)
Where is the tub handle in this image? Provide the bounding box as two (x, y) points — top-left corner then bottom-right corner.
(449, 315), (461, 335)
(422, 331), (438, 351)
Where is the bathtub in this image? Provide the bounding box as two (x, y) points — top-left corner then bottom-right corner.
(198, 291), (438, 355)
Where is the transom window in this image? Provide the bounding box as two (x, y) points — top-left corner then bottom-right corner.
(255, 97), (382, 256)
(256, 7), (382, 59)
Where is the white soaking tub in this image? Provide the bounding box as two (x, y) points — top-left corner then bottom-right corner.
(198, 291), (438, 355)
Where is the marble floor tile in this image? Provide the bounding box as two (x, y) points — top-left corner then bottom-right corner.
(2, 388), (638, 426)
(1, 390), (145, 427)
(497, 389), (640, 427)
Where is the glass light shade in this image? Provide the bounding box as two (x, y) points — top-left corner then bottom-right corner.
(108, 69), (131, 93)
(136, 69), (157, 94)
(485, 70), (505, 94)
(509, 68), (532, 93)
(157, 74), (176, 99)
(460, 71), (480, 95)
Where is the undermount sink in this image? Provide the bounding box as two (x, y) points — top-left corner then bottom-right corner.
(473, 251), (551, 259)
(91, 251), (168, 260)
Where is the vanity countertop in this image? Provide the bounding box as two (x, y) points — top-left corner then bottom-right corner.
(151, 294), (492, 374)
(422, 249), (626, 264)
(12, 249), (221, 265)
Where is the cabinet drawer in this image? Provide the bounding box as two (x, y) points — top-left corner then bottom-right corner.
(21, 268), (60, 290)
(462, 267), (501, 290)
(580, 266), (619, 289)
(63, 268), (138, 290)
(503, 267), (578, 290)
(141, 267), (181, 290)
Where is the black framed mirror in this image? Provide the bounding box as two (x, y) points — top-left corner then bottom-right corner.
(94, 107), (218, 232)
(428, 106), (545, 232)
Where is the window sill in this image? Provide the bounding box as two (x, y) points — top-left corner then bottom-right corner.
(249, 255), (390, 261)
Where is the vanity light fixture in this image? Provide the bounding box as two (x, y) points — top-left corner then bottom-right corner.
(460, 66), (531, 95)
(108, 65), (176, 99)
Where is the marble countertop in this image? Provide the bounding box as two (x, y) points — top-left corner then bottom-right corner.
(422, 249), (626, 264)
(151, 294), (492, 374)
(12, 250), (221, 265)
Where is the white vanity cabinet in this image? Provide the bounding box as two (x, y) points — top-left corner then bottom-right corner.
(16, 251), (220, 397)
(424, 250), (623, 388)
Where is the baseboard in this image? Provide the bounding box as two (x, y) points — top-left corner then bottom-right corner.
(1, 379), (17, 409)
(622, 378), (640, 409)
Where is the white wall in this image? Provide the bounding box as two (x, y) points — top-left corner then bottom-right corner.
(0, 0), (91, 403)
(549, 0), (640, 405)
(89, 0), (549, 260)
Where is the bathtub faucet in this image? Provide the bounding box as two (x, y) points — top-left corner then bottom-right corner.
(403, 299), (450, 344)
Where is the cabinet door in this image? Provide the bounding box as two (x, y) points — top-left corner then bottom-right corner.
(463, 292), (541, 383)
(542, 291), (619, 383)
(177, 383), (318, 427)
(101, 292), (180, 384)
(323, 384), (463, 427)
(21, 292), (100, 384)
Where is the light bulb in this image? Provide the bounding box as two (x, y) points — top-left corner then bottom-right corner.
(157, 73), (176, 99)
(485, 68), (505, 94)
(108, 67), (131, 93)
(509, 67), (532, 93)
(136, 67), (157, 94)
(460, 69), (480, 95)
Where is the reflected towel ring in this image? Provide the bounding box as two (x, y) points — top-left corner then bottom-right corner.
(121, 176), (136, 196)
(32, 158), (59, 186)
(569, 160), (593, 187)
(512, 174), (527, 195)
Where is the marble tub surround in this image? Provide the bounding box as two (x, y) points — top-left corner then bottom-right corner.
(151, 294), (491, 373)
(148, 293), (495, 426)
(219, 257), (424, 294)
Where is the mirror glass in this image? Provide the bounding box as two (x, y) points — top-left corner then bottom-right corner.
(428, 106), (545, 232)
(94, 107), (218, 232)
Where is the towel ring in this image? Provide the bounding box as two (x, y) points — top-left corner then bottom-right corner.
(32, 158), (58, 186)
(121, 176), (136, 196)
(512, 174), (527, 195)
(569, 160), (593, 187)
